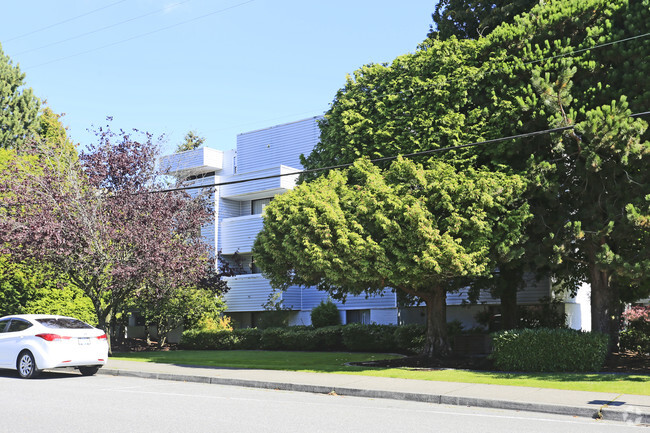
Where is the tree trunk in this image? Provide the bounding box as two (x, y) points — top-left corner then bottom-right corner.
(421, 286), (450, 358)
(499, 284), (519, 330)
(589, 263), (620, 352)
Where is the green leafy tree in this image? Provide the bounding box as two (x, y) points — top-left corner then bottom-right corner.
(133, 262), (232, 347)
(429, 0), (539, 39)
(0, 125), (215, 351)
(176, 130), (206, 153)
(302, 0), (650, 347)
(0, 44), (40, 149)
(477, 0), (650, 344)
(254, 158), (530, 356)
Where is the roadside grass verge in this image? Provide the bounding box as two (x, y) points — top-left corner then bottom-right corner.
(111, 350), (650, 396)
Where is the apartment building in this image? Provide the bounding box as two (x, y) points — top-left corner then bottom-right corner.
(161, 117), (589, 330)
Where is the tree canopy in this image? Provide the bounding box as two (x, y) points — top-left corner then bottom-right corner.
(254, 158), (530, 356)
(176, 130), (206, 153)
(0, 44), (40, 149)
(430, 0), (540, 39)
(299, 0), (650, 345)
(0, 124), (218, 349)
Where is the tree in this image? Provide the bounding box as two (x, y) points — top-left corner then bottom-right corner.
(176, 130), (205, 153)
(133, 261), (232, 347)
(301, 0), (650, 347)
(0, 44), (40, 149)
(429, 0), (540, 39)
(0, 123), (216, 350)
(476, 0), (650, 344)
(254, 158), (530, 356)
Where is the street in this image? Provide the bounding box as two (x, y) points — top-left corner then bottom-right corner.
(0, 369), (645, 432)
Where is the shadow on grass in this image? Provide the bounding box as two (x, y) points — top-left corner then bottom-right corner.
(466, 371), (649, 382)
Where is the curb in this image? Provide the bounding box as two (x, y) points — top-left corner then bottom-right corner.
(98, 368), (649, 424)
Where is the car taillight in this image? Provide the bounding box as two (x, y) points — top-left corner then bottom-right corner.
(36, 333), (69, 342)
(97, 334), (107, 340)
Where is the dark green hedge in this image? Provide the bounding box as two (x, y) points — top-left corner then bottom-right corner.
(491, 328), (608, 372)
(181, 324), (423, 353)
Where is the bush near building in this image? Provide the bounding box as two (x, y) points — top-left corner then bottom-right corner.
(619, 306), (650, 355)
(491, 328), (609, 372)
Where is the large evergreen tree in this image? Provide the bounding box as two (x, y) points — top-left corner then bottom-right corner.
(254, 158), (530, 356)
(430, 0), (540, 39)
(300, 0), (650, 346)
(0, 44), (40, 149)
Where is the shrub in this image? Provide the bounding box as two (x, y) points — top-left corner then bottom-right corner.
(393, 324), (425, 354)
(282, 327), (320, 351)
(620, 306), (650, 354)
(491, 328), (608, 372)
(260, 327), (288, 350)
(313, 326), (344, 351)
(232, 328), (262, 350)
(341, 323), (397, 352)
(311, 300), (341, 328)
(180, 329), (238, 350)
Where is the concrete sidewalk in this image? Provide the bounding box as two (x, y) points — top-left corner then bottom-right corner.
(99, 360), (650, 424)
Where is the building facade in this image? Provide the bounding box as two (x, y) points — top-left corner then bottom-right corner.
(162, 117), (587, 330)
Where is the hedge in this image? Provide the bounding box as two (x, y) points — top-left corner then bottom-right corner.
(491, 328), (608, 372)
(181, 324), (423, 353)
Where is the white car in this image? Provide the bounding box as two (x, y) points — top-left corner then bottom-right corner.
(0, 314), (108, 378)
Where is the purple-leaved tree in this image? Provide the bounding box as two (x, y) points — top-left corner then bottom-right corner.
(0, 123), (216, 351)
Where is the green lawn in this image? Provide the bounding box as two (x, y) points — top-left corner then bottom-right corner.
(111, 350), (650, 396)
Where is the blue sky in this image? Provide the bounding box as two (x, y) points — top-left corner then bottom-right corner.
(1, 1), (435, 154)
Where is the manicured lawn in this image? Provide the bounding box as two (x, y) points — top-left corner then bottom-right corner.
(111, 350), (650, 396)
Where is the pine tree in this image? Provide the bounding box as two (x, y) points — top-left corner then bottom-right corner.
(0, 44), (40, 149)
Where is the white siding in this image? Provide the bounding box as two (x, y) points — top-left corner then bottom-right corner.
(220, 214), (265, 254)
(300, 287), (397, 310)
(370, 309), (399, 325)
(160, 147), (223, 175)
(223, 275), (302, 312)
(220, 165), (300, 200)
(223, 275), (274, 312)
(446, 275), (552, 306)
(236, 117), (321, 173)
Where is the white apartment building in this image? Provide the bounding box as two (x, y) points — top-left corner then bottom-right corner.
(161, 117), (589, 330)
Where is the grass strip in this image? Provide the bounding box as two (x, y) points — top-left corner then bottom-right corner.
(111, 350), (649, 396)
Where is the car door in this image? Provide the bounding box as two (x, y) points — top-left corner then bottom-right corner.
(0, 319), (12, 367)
(0, 319), (33, 368)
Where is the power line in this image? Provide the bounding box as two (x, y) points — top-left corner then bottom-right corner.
(151, 110), (650, 195)
(23, 0), (255, 70)
(13, 0), (194, 57)
(331, 31), (650, 112)
(2, 0), (129, 43)
(523, 32), (650, 66)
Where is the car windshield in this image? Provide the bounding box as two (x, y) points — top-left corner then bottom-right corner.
(36, 318), (93, 329)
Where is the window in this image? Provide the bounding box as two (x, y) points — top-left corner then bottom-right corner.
(251, 198), (272, 215)
(346, 310), (370, 325)
(7, 319), (32, 332)
(0, 319), (10, 333)
(36, 318), (93, 329)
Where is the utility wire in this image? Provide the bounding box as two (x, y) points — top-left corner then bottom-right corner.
(151, 110), (650, 195)
(14, 0), (194, 56)
(23, 0), (255, 70)
(523, 32), (650, 65)
(2, 0), (129, 43)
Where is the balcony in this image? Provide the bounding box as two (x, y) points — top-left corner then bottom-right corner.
(160, 147), (224, 176)
(220, 214), (264, 254)
(220, 165), (299, 201)
(222, 274), (301, 312)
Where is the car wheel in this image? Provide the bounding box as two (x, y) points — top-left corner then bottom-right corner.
(78, 366), (100, 376)
(17, 350), (41, 379)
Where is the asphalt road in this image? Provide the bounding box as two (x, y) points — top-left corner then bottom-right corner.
(0, 369), (644, 432)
